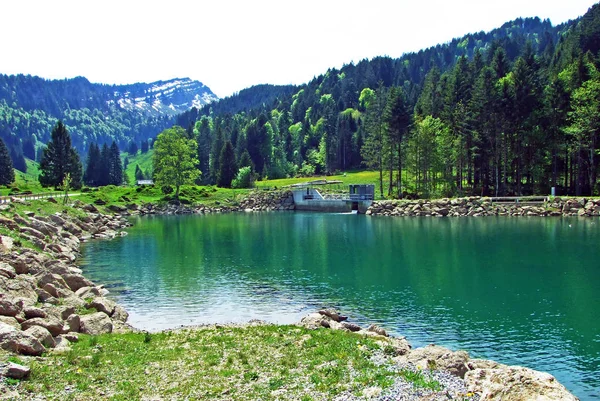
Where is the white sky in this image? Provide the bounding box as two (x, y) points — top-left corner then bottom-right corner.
(0, 0), (597, 98)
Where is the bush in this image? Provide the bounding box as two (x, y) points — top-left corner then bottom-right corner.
(161, 186), (173, 195)
(232, 167), (254, 189)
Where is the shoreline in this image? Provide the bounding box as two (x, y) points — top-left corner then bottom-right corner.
(0, 194), (583, 400)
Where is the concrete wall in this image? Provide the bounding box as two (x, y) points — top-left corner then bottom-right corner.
(292, 189), (372, 213)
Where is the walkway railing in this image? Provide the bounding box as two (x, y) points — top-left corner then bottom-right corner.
(0, 192), (78, 204)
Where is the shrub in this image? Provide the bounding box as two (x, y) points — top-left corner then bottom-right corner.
(232, 166), (254, 189)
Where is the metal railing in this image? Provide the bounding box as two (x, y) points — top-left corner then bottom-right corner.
(0, 192), (76, 204)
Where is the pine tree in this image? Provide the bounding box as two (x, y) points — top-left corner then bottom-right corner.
(217, 140), (237, 188)
(109, 141), (123, 185)
(0, 138), (15, 185)
(84, 143), (101, 186)
(385, 87), (411, 197)
(39, 121), (82, 189)
(135, 164), (145, 180)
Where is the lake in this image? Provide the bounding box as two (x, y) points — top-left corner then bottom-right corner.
(79, 212), (600, 400)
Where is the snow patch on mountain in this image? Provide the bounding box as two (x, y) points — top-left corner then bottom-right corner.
(110, 78), (218, 117)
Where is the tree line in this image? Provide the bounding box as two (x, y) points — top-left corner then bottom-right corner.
(172, 6), (600, 197)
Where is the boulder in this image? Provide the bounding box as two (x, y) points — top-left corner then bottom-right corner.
(0, 316), (20, 329)
(112, 305), (129, 322)
(87, 297), (116, 316)
(5, 362), (31, 379)
(21, 317), (65, 337)
(400, 344), (470, 378)
(23, 306), (47, 319)
(0, 262), (16, 279)
(0, 236), (14, 253)
(299, 313), (331, 330)
(0, 298), (20, 317)
(0, 275), (38, 302)
(63, 332), (79, 343)
(75, 286), (102, 299)
(63, 274), (94, 292)
(79, 312), (113, 335)
(24, 325), (56, 348)
(341, 322), (362, 332)
(66, 314), (81, 332)
(318, 309), (348, 322)
(0, 216), (19, 230)
(366, 324), (388, 337)
(0, 322), (45, 356)
(465, 366), (578, 401)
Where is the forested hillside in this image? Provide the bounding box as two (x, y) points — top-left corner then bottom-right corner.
(0, 75), (217, 171)
(183, 5), (600, 197)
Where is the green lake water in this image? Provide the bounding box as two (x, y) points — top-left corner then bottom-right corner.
(79, 212), (600, 400)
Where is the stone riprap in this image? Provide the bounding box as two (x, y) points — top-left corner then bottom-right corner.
(367, 196), (600, 218)
(0, 200), (131, 357)
(298, 310), (578, 401)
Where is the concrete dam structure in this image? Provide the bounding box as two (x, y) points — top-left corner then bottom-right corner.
(291, 184), (374, 214)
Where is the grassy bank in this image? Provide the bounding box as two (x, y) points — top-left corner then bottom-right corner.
(1, 325), (441, 401)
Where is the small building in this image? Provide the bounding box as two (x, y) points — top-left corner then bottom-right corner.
(290, 182), (374, 214)
(136, 180), (154, 186)
(349, 184), (374, 201)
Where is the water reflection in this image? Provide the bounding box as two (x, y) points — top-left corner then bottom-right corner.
(80, 213), (600, 400)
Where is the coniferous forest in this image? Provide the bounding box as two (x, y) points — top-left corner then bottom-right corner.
(176, 5), (600, 197)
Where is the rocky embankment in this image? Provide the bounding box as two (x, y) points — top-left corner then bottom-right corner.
(0, 199), (130, 358)
(367, 196), (600, 217)
(115, 190), (296, 215)
(300, 310), (578, 401)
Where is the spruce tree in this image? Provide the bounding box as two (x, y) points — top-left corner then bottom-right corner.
(109, 141), (123, 185)
(0, 138), (15, 185)
(39, 121), (83, 189)
(217, 140), (237, 188)
(84, 143), (101, 186)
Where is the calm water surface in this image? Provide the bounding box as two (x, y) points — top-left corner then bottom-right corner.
(80, 213), (600, 400)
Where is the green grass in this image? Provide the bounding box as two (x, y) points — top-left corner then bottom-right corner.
(255, 169), (410, 200)
(0, 325), (441, 401)
(122, 150), (154, 185)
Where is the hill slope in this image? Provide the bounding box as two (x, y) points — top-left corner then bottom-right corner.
(0, 75), (218, 165)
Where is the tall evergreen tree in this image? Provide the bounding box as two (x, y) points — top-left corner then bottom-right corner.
(217, 140), (237, 188)
(109, 141), (123, 185)
(385, 87), (411, 197)
(0, 138), (15, 185)
(84, 142), (101, 186)
(39, 121), (82, 189)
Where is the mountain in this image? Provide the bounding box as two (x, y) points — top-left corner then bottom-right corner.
(0, 75), (217, 170)
(108, 78), (218, 117)
(176, 4), (600, 196)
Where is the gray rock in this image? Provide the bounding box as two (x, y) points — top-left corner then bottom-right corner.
(63, 274), (93, 292)
(400, 344), (470, 378)
(465, 366), (578, 401)
(318, 309), (348, 322)
(87, 297), (116, 316)
(63, 332), (79, 343)
(341, 321), (362, 332)
(79, 312), (113, 335)
(5, 362), (31, 379)
(0, 298), (20, 317)
(0, 262), (16, 279)
(366, 324), (388, 337)
(112, 305), (129, 322)
(75, 286), (102, 299)
(0, 322), (46, 356)
(66, 314), (81, 332)
(21, 317), (65, 337)
(24, 325), (56, 348)
(0, 316), (20, 329)
(23, 306), (47, 319)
